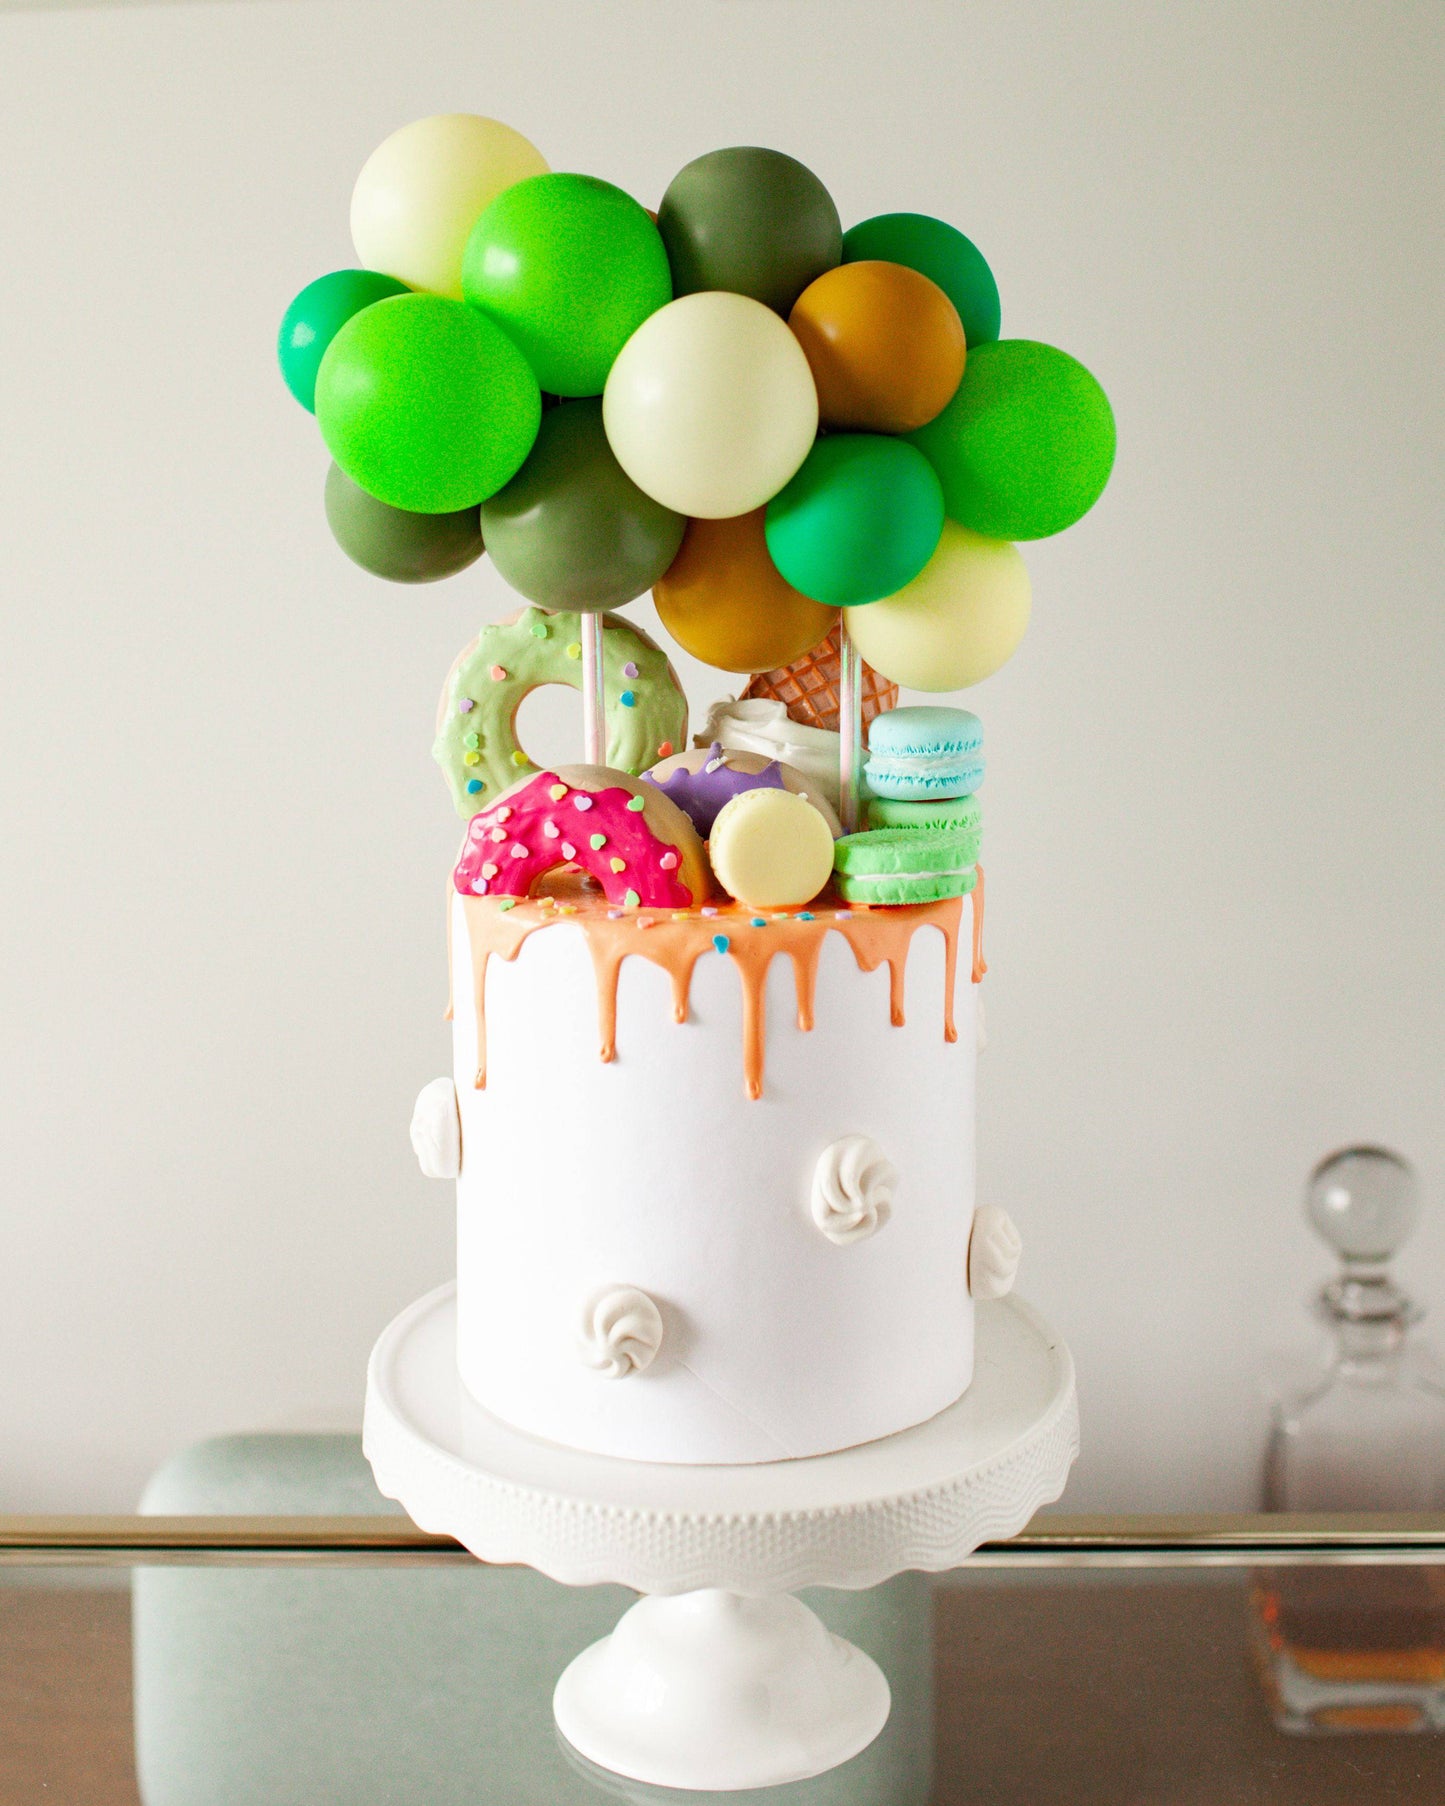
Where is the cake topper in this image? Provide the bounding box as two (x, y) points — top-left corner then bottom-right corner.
(280, 113), (1115, 846)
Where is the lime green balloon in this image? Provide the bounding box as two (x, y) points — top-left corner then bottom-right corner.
(909, 339), (1115, 540)
(316, 293), (540, 513)
(462, 173), (671, 396)
(277, 269), (408, 412)
(842, 213), (999, 349)
(479, 399), (684, 610)
(324, 462), (483, 583)
(764, 435), (944, 607)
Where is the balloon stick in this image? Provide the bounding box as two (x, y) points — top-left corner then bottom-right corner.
(581, 611), (606, 765)
(838, 617), (863, 835)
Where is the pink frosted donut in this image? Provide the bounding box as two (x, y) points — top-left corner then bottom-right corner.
(454, 764), (710, 909)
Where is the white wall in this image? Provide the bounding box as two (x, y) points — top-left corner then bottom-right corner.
(1, 0), (1441, 1512)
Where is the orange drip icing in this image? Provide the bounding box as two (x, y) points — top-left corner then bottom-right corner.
(971, 864), (988, 983)
(456, 869), (983, 1099)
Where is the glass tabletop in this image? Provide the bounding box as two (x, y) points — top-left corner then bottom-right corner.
(3, 1516), (1444, 1804)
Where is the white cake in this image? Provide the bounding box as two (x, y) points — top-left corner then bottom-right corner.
(412, 845), (1010, 1466)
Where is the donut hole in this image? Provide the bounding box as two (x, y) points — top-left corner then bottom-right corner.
(513, 683), (586, 775)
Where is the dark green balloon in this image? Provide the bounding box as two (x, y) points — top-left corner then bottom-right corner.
(842, 213), (1000, 349)
(324, 462), (483, 584)
(478, 398), (686, 611)
(764, 434), (944, 607)
(278, 269), (408, 413)
(908, 339), (1115, 540)
(657, 147), (842, 315)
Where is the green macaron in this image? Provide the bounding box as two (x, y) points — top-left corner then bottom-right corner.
(866, 793), (982, 838)
(832, 826), (979, 905)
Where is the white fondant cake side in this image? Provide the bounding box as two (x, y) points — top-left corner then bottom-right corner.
(450, 893), (977, 1465)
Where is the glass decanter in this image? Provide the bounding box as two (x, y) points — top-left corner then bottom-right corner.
(1253, 1147), (1445, 1733)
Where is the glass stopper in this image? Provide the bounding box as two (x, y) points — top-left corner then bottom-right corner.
(1306, 1146), (1420, 1327)
(1306, 1146), (1420, 1264)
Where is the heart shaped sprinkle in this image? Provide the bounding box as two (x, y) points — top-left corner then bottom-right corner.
(623, 889), (641, 909)
(471, 877), (489, 894)
(619, 690), (636, 708)
(573, 795), (593, 811)
(543, 820), (560, 839)
(561, 843), (576, 860)
(659, 850), (678, 870)
(712, 934), (730, 954)
(657, 741), (673, 758)
(510, 844), (528, 860)
(566, 642), (581, 660)
(610, 857), (626, 874)
(622, 661), (639, 679)
(481, 863), (498, 880)
(495, 806), (512, 822)
(489, 665), (507, 682)
(458, 698), (475, 713)
(510, 751), (528, 767)
(489, 826), (507, 843)
(589, 833), (607, 850)
(625, 794), (646, 812)
(548, 784), (568, 801)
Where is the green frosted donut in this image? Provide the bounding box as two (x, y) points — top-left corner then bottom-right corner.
(434, 605), (689, 817)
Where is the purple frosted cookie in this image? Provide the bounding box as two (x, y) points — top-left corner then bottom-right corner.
(642, 742), (842, 839)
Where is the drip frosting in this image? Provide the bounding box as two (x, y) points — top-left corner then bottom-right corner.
(457, 870), (981, 1099)
(811, 1135), (898, 1244)
(581, 1286), (664, 1378)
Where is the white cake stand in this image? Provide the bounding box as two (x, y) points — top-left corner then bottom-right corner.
(364, 1283), (1077, 1793)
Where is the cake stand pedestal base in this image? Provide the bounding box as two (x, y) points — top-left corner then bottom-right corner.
(554, 1587), (889, 1791)
(363, 1283), (1077, 1793)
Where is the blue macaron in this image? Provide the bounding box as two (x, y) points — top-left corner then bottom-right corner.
(863, 706), (985, 802)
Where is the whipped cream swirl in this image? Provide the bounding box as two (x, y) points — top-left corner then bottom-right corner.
(811, 1136), (897, 1245)
(968, 1205), (1022, 1299)
(409, 1077), (461, 1179)
(580, 1286), (665, 1378)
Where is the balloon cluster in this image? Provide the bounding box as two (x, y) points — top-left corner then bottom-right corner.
(280, 114), (1115, 691)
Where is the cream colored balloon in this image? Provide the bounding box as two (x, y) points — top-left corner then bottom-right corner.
(603, 292), (819, 519)
(350, 114), (548, 300)
(848, 521), (1031, 691)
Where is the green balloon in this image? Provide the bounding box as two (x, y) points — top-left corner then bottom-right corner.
(764, 435), (944, 607)
(478, 399), (685, 611)
(324, 462), (483, 584)
(316, 293), (540, 513)
(277, 269), (408, 413)
(909, 339), (1115, 540)
(462, 173), (672, 397)
(842, 213), (1000, 349)
(657, 147), (842, 315)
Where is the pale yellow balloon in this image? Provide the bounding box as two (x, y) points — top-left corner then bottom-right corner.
(847, 521), (1031, 691)
(603, 292), (818, 519)
(350, 114), (549, 299)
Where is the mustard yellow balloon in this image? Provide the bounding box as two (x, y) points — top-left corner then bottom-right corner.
(653, 509), (837, 673)
(847, 521), (1030, 691)
(603, 292), (819, 518)
(350, 114), (549, 299)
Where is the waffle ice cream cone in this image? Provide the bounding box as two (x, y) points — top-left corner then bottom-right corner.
(742, 623), (899, 735)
